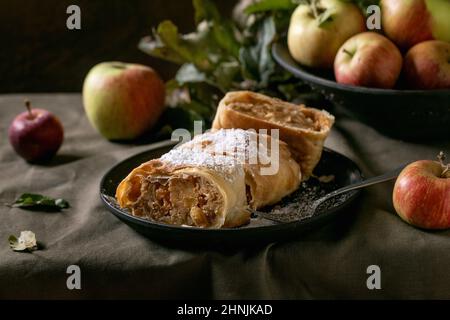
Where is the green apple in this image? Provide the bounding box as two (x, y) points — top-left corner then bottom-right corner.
(381, 0), (450, 49)
(82, 62), (165, 140)
(287, 0), (366, 68)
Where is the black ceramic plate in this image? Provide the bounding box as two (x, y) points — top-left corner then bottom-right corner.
(272, 40), (450, 140)
(100, 140), (363, 246)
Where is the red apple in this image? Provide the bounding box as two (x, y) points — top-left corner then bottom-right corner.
(403, 40), (450, 90)
(381, 0), (450, 49)
(288, 0), (366, 68)
(83, 62), (165, 140)
(334, 32), (403, 89)
(393, 152), (450, 229)
(8, 100), (64, 163)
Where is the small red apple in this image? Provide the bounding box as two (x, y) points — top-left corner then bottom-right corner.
(393, 152), (450, 229)
(403, 40), (450, 90)
(334, 32), (403, 89)
(381, 0), (450, 49)
(8, 100), (64, 163)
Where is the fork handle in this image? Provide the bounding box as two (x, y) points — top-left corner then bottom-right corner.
(316, 163), (409, 205)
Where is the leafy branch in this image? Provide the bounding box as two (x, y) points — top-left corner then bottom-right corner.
(139, 0), (310, 133)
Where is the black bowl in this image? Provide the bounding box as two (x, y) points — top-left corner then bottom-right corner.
(100, 141), (363, 248)
(272, 41), (450, 140)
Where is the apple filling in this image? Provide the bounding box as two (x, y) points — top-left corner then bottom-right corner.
(131, 174), (224, 227)
(229, 101), (323, 132)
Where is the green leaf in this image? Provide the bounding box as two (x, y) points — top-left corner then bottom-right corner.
(183, 100), (211, 119)
(11, 193), (70, 211)
(258, 17), (277, 86)
(175, 60), (241, 94)
(239, 16), (277, 86)
(245, 0), (297, 14)
(157, 21), (203, 64)
(165, 79), (191, 108)
(213, 22), (241, 58)
(175, 63), (207, 84)
(193, 0), (241, 57)
(140, 0), (240, 69)
(212, 61), (241, 92)
(139, 20), (215, 71)
(139, 34), (185, 65)
(193, 0), (221, 23)
(239, 46), (259, 81)
(272, 9), (294, 32)
(165, 80), (217, 120)
(9, 231), (38, 252)
(159, 107), (204, 133)
(318, 10), (334, 27)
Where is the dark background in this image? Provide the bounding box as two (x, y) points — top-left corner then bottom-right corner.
(1, 0), (236, 93)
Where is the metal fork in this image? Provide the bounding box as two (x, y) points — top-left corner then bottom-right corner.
(254, 163), (408, 223)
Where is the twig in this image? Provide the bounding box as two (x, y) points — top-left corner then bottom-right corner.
(310, 0), (319, 19)
(437, 151), (450, 177)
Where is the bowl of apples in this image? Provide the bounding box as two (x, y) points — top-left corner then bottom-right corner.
(272, 0), (450, 140)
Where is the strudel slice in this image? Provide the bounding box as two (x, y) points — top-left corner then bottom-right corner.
(212, 91), (335, 179)
(116, 129), (300, 228)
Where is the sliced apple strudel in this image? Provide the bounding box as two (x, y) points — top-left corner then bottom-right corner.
(116, 129), (301, 228)
(212, 91), (335, 179)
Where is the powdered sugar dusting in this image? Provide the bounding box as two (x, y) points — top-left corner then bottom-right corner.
(161, 147), (241, 176)
(162, 129), (275, 175)
(187, 129), (260, 158)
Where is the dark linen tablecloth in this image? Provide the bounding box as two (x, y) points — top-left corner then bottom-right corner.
(1, 93), (450, 299)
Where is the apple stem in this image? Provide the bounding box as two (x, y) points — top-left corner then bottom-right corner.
(437, 151), (450, 178)
(24, 99), (33, 118)
(311, 0), (319, 19)
(343, 49), (354, 58)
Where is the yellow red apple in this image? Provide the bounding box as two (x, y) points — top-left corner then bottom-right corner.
(381, 0), (450, 49)
(287, 0), (365, 68)
(334, 32), (403, 89)
(83, 62), (165, 140)
(403, 40), (450, 90)
(393, 153), (450, 230)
